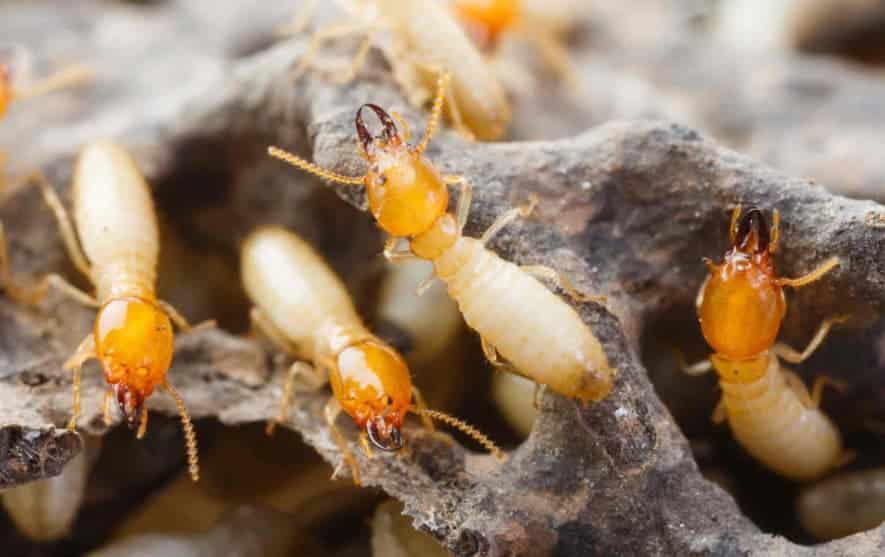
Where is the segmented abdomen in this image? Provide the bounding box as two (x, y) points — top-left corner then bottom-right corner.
(72, 142), (158, 301)
(721, 358), (842, 481)
(432, 237), (612, 402)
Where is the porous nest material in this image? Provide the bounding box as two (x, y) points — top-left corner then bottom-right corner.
(1, 1), (884, 555)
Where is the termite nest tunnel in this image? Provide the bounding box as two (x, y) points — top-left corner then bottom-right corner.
(1, 1), (885, 556)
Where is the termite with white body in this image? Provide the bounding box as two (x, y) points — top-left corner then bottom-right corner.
(284, 0), (511, 140)
(268, 71), (615, 404)
(0, 141), (203, 482)
(241, 226), (501, 485)
(684, 206), (849, 481)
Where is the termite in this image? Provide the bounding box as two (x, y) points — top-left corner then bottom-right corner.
(0, 141), (203, 482)
(268, 71), (614, 404)
(797, 467), (885, 540)
(451, 0), (576, 81)
(683, 205), (849, 481)
(285, 0), (511, 140)
(241, 225), (501, 485)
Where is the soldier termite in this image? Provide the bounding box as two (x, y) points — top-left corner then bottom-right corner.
(268, 70), (615, 405)
(240, 226), (502, 485)
(797, 467), (885, 540)
(0, 141), (204, 482)
(285, 0), (511, 140)
(682, 205), (849, 481)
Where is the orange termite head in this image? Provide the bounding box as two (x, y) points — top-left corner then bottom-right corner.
(697, 207), (786, 360)
(94, 297), (174, 429)
(453, 0), (521, 51)
(354, 104), (449, 238)
(329, 337), (414, 452)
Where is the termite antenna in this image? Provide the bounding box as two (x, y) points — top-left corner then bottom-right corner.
(415, 408), (503, 460)
(415, 70), (450, 156)
(135, 404), (149, 440)
(163, 380), (200, 482)
(268, 146), (366, 186)
(14, 63), (94, 101)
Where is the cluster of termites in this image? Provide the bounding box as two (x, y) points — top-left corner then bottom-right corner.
(0, 2), (879, 549)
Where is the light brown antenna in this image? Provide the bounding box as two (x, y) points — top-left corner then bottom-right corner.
(163, 380), (200, 482)
(415, 71), (450, 156)
(415, 408), (503, 460)
(268, 146), (365, 185)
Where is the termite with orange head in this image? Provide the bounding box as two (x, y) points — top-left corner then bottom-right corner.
(0, 141), (206, 482)
(682, 205), (850, 481)
(268, 71), (615, 406)
(797, 466), (885, 540)
(241, 226), (501, 485)
(284, 0), (510, 141)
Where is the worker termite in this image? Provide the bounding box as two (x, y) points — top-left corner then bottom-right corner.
(241, 225), (501, 485)
(268, 71), (614, 404)
(285, 0), (511, 140)
(683, 205), (849, 481)
(451, 0), (576, 81)
(0, 141), (204, 482)
(797, 466), (885, 540)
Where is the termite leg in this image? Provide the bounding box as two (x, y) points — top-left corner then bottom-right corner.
(398, 55), (474, 141)
(480, 194), (538, 246)
(810, 375), (847, 408)
(330, 33), (374, 84)
(773, 316), (845, 364)
(157, 300), (215, 332)
(38, 274), (99, 307)
(383, 237), (417, 263)
(13, 64), (93, 101)
(359, 431), (374, 459)
(775, 257), (840, 288)
(266, 361), (323, 436)
(276, 0), (318, 36)
(711, 399), (727, 424)
(324, 397), (361, 485)
(518, 24), (576, 86)
(520, 264), (606, 304)
(249, 307), (301, 355)
(64, 334), (96, 431)
(28, 172), (92, 278)
(410, 386), (435, 433)
(389, 111), (412, 142)
(783, 370), (815, 408)
(443, 174), (472, 234)
(673, 347), (714, 376)
(290, 20), (371, 81)
(480, 336), (507, 368)
(102, 388), (114, 426)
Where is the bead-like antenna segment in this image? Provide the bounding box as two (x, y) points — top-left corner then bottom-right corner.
(163, 380), (200, 482)
(414, 408), (503, 460)
(415, 71), (450, 156)
(267, 146), (365, 186)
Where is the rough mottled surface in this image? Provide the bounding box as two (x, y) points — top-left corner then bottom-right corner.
(1, 1), (885, 555)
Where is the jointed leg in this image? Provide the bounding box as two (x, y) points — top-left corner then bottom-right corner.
(28, 172), (91, 278)
(359, 431), (374, 459)
(783, 370), (814, 409)
(276, 0), (318, 36)
(324, 397), (361, 485)
(521, 264), (606, 304)
(810, 375), (846, 408)
(266, 362), (324, 436)
(14, 64), (93, 101)
(64, 334), (96, 430)
(389, 111), (412, 142)
(444, 175), (472, 234)
(520, 25), (575, 85)
(102, 388), (114, 427)
(773, 316), (845, 364)
(480, 194), (538, 246)
(679, 357), (713, 377)
(776, 257), (840, 288)
(290, 20), (371, 81)
(158, 300), (215, 333)
(383, 236), (417, 262)
(330, 33), (374, 84)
